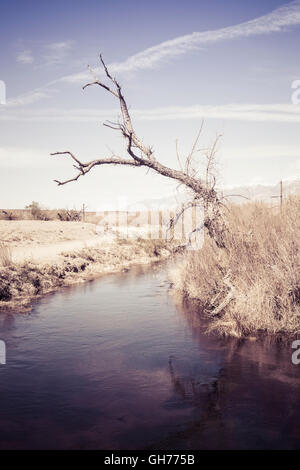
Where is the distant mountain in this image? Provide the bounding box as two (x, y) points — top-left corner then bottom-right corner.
(137, 179), (300, 209)
(222, 179), (300, 204)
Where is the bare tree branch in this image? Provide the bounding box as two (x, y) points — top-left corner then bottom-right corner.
(175, 139), (183, 172)
(185, 121), (204, 177)
(51, 151), (141, 185)
(51, 53), (226, 245)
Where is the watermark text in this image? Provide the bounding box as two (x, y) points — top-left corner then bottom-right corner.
(0, 80), (6, 105)
(0, 340), (6, 365)
(291, 80), (300, 105)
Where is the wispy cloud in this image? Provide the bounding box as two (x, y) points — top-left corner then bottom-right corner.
(222, 145), (300, 160)
(0, 144), (298, 174)
(16, 49), (34, 64)
(4, 81), (58, 107)
(5, 91), (49, 107)
(62, 0), (300, 83)
(133, 103), (300, 123)
(41, 40), (75, 67)
(8, 1), (300, 104)
(8, 41), (74, 106)
(1, 103), (300, 122)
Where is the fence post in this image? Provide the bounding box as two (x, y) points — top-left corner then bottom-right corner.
(116, 210), (119, 239)
(148, 210), (151, 240)
(159, 211), (163, 240)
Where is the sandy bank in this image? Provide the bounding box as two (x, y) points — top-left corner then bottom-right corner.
(0, 221), (175, 312)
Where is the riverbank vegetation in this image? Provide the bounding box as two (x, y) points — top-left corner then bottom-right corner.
(0, 242), (12, 267)
(171, 197), (300, 338)
(0, 238), (173, 312)
(1, 202), (82, 222)
(44, 54), (299, 339)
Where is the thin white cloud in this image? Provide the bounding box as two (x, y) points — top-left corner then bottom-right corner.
(62, 0), (300, 83)
(222, 145), (300, 160)
(16, 49), (34, 64)
(4, 82), (58, 107)
(5, 91), (48, 107)
(7, 1), (300, 105)
(0, 144), (298, 174)
(133, 103), (300, 123)
(47, 41), (74, 52)
(41, 40), (75, 67)
(5, 42), (74, 107)
(1, 103), (300, 123)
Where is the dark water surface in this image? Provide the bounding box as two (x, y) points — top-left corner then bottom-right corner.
(0, 263), (300, 450)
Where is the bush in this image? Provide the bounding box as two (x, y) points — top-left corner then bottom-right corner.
(1, 210), (18, 220)
(0, 283), (11, 301)
(57, 209), (81, 221)
(25, 201), (51, 220)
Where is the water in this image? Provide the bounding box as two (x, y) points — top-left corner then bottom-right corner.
(0, 262), (300, 450)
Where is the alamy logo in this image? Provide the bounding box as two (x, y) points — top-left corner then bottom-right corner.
(291, 340), (300, 365)
(95, 199), (205, 250)
(291, 80), (300, 105)
(0, 80), (6, 105)
(0, 340), (6, 365)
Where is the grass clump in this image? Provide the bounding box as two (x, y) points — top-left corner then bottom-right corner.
(171, 197), (300, 338)
(0, 242), (12, 267)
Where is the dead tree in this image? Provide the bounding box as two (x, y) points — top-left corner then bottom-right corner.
(51, 54), (226, 247)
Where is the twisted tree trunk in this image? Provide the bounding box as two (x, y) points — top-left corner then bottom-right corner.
(51, 54), (226, 247)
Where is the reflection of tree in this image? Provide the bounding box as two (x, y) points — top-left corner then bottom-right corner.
(148, 295), (300, 450)
(0, 313), (15, 332)
(168, 355), (224, 413)
(145, 355), (229, 450)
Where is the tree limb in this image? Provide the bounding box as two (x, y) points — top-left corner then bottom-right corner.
(51, 53), (226, 245)
(51, 151), (141, 185)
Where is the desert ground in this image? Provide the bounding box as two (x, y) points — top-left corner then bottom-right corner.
(0, 220), (102, 264)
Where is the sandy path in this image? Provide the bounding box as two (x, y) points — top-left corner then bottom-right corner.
(0, 220), (98, 246)
(11, 236), (114, 264)
(0, 220), (115, 264)
(1, 220), (155, 265)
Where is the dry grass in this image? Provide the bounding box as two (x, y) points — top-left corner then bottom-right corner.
(0, 238), (174, 310)
(0, 242), (12, 267)
(171, 197), (300, 338)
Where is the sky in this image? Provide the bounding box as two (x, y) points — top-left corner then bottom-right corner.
(0, 0), (300, 209)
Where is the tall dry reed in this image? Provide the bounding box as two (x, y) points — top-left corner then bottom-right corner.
(171, 197), (300, 337)
(0, 242), (12, 267)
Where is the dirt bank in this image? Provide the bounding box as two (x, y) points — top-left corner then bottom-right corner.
(0, 221), (175, 312)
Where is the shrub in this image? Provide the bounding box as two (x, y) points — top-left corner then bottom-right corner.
(57, 209), (81, 221)
(25, 201), (45, 220)
(0, 283), (11, 301)
(1, 210), (18, 220)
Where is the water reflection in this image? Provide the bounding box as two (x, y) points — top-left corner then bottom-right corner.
(0, 263), (299, 449)
(158, 296), (300, 449)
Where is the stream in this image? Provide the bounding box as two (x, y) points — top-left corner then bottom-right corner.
(0, 262), (299, 450)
